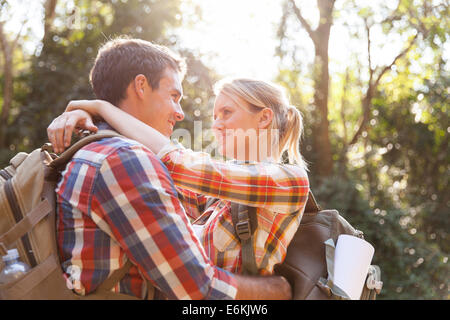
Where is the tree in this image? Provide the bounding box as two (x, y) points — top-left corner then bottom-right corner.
(0, 0), (215, 167)
(0, 0), (57, 157)
(277, 0), (449, 299)
(277, 0), (438, 179)
(0, 0), (54, 147)
(282, 0), (335, 177)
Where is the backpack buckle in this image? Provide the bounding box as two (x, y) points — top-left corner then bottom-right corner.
(366, 266), (383, 294)
(41, 143), (53, 153)
(235, 219), (251, 241)
(366, 272), (383, 293)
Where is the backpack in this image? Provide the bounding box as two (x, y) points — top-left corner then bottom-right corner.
(0, 130), (142, 300)
(230, 192), (383, 300)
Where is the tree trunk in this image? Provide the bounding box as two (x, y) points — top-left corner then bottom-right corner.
(0, 23), (13, 148)
(311, 0), (335, 177)
(288, 0), (335, 177)
(44, 0), (58, 41)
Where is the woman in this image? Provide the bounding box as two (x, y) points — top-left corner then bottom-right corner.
(48, 78), (309, 275)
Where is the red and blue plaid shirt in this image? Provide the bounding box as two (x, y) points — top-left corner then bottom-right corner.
(55, 124), (237, 299)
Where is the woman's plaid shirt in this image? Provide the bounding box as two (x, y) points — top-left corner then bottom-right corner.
(55, 133), (237, 299)
(158, 143), (310, 275)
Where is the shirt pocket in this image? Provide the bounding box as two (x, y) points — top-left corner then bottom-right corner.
(212, 206), (239, 252)
(253, 208), (275, 261)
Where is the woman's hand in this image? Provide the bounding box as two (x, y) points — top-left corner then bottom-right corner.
(65, 99), (106, 116)
(48, 99), (110, 153)
(47, 109), (98, 153)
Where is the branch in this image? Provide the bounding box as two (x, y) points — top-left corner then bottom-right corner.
(347, 33), (418, 148)
(12, 18), (26, 50)
(340, 67), (350, 144)
(346, 19), (373, 147)
(365, 17), (374, 83)
(374, 32), (419, 88)
(347, 89), (372, 146)
(380, 1), (402, 25)
(44, 0), (58, 37)
(289, 0), (316, 42)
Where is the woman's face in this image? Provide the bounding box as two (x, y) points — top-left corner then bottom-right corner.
(212, 92), (263, 160)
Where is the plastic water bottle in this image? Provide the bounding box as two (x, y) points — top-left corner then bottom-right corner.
(0, 249), (31, 284)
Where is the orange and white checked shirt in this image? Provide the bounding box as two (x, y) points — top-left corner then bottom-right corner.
(158, 142), (309, 275)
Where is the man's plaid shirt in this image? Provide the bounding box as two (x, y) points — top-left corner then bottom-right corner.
(56, 126), (237, 299)
(158, 143), (309, 275)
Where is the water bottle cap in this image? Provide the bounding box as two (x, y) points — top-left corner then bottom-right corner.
(2, 249), (19, 262)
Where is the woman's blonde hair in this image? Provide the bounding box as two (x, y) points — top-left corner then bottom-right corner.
(214, 78), (308, 170)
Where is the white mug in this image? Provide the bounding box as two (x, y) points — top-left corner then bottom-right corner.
(333, 234), (375, 300)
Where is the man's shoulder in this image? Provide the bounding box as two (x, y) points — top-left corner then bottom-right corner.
(72, 135), (156, 166)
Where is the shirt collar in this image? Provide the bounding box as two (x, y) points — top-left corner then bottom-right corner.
(95, 121), (116, 132)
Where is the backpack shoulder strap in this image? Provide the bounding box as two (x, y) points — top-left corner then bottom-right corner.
(230, 202), (259, 275)
(0, 199), (52, 256)
(304, 191), (321, 214)
(233, 191), (320, 275)
(95, 259), (134, 293)
(49, 129), (123, 170)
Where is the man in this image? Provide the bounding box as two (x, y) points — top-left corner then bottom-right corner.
(48, 38), (291, 299)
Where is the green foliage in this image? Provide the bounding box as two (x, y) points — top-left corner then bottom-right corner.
(314, 175), (449, 299)
(172, 49), (219, 151)
(276, 0), (449, 299)
(1, 0), (214, 161)
(0, 0), (448, 300)
(369, 68), (449, 253)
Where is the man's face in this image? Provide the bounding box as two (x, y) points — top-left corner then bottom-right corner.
(138, 67), (184, 137)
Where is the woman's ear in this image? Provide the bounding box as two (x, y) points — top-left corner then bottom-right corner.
(133, 74), (148, 100)
(258, 107), (274, 129)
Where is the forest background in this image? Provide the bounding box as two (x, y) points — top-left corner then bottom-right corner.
(0, 0), (448, 299)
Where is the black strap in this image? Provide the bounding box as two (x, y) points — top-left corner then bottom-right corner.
(96, 259), (134, 292)
(0, 169), (12, 180)
(304, 191), (321, 214)
(231, 191), (321, 275)
(3, 179), (38, 267)
(230, 202), (259, 275)
(192, 198), (259, 274)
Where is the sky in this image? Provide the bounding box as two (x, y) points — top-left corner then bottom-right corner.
(173, 0), (367, 81)
(3, 0), (448, 81)
(173, 0), (432, 82)
(175, 0), (286, 81)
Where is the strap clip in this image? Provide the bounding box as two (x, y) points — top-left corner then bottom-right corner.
(366, 272), (383, 293)
(235, 219), (251, 241)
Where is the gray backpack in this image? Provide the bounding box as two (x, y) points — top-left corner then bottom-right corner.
(228, 192), (383, 300)
(0, 130), (152, 300)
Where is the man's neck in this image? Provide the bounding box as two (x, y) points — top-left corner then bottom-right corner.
(117, 100), (138, 119)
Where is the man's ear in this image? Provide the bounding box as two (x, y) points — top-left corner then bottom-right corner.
(133, 74), (148, 100)
(258, 107), (274, 129)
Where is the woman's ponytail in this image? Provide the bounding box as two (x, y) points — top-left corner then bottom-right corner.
(277, 105), (307, 170)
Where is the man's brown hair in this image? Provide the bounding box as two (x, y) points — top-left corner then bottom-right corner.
(89, 37), (186, 106)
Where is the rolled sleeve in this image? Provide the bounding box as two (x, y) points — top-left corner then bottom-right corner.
(156, 139), (184, 160)
(159, 146), (309, 214)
